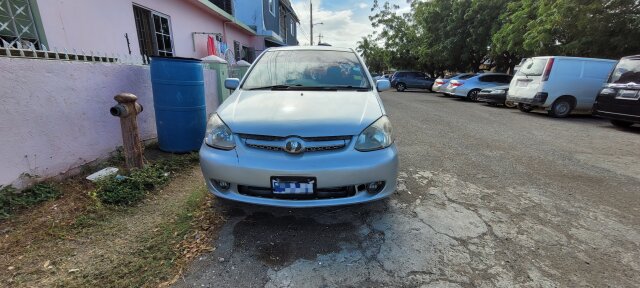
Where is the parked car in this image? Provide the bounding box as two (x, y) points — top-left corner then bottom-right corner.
(443, 73), (513, 100)
(507, 56), (617, 117)
(593, 55), (640, 127)
(432, 73), (474, 94)
(373, 74), (391, 82)
(200, 46), (398, 207)
(476, 85), (516, 108)
(390, 71), (435, 92)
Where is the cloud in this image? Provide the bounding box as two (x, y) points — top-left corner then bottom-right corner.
(291, 0), (374, 49)
(358, 3), (368, 9)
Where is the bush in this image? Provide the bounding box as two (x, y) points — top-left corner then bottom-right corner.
(1, 183), (61, 219)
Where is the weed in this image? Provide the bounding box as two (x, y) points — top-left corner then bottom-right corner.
(0, 183), (61, 219)
(94, 152), (199, 206)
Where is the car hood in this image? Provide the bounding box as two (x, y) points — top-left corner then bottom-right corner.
(216, 90), (384, 137)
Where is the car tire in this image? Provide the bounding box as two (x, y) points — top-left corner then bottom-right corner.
(466, 89), (480, 101)
(548, 98), (574, 118)
(611, 120), (634, 128)
(396, 83), (406, 92)
(518, 104), (533, 112)
(504, 100), (517, 108)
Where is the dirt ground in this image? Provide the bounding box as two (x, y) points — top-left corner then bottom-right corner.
(0, 163), (220, 287)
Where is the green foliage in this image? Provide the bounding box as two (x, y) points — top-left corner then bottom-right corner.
(95, 153), (199, 206)
(366, 0), (640, 74)
(1, 183), (61, 219)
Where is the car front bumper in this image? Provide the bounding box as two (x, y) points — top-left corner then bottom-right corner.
(477, 92), (507, 103)
(199, 142), (399, 208)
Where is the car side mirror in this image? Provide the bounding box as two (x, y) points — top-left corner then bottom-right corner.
(224, 78), (240, 90)
(376, 79), (391, 92)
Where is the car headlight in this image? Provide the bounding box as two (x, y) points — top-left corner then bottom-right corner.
(355, 116), (394, 152)
(600, 88), (616, 95)
(205, 114), (235, 150)
(490, 89), (506, 94)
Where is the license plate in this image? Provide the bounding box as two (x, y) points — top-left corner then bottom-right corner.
(616, 89), (639, 100)
(271, 177), (316, 195)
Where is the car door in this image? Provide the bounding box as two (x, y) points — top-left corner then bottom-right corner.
(414, 72), (428, 89)
(477, 75), (495, 89)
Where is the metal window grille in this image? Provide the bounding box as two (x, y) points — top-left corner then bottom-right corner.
(133, 5), (173, 63)
(0, 0), (41, 49)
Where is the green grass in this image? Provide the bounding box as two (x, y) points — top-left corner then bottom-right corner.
(94, 152), (199, 206)
(0, 183), (61, 220)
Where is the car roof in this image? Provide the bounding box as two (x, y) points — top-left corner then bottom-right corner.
(266, 46), (354, 53)
(472, 73), (511, 76)
(530, 56), (617, 63)
(621, 55), (640, 60)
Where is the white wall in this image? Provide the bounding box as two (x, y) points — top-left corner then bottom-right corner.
(0, 57), (218, 188)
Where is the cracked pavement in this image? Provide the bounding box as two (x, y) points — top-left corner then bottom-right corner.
(176, 91), (640, 287)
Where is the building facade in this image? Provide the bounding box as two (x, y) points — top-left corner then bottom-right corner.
(0, 0), (297, 63)
(235, 0), (299, 49)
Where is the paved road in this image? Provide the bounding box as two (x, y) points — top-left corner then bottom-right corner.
(177, 91), (640, 287)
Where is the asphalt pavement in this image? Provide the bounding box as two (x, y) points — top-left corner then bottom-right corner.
(176, 90), (640, 288)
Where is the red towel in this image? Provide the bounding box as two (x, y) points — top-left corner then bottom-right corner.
(207, 35), (217, 56)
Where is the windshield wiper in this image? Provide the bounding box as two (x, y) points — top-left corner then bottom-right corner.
(246, 84), (301, 90)
(322, 85), (370, 91)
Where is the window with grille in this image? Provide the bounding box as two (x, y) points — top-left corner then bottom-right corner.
(133, 5), (173, 59)
(0, 0), (43, 49)
(208, 0), (232, 15)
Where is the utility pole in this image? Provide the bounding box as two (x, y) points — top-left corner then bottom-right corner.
(318, 33), (323, 45)
(310, 1), (313, 45)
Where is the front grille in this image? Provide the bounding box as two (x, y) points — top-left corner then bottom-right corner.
(239, 134), (352, 153)
(238, 185), (357, 199)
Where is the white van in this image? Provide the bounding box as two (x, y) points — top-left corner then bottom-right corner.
(507, 56), (616, 117)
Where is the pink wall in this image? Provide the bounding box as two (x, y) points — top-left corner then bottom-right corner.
(35, 0), (256, 59)
(0, 57), (218, 188)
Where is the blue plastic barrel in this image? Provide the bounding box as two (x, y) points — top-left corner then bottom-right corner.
(150, 56), (205, 152)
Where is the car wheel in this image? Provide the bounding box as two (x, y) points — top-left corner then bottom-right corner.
(396, 83), (406, 92)
(504, 100), (517, 108)
(518, 104), (533, 112)
(466, 89), (480, 101)
(548, 98), (573, 118)
(611, 120), (634, 128)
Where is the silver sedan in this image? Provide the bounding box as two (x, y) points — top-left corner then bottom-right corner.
(199, 46), (398, 207)
(444, 73), (513, 100)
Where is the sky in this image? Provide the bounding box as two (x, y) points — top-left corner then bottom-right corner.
(290, 0), (411, 50)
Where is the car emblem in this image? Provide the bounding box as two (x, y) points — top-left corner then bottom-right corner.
(284, 138), (305, 154)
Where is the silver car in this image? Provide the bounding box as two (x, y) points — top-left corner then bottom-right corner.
(432, 73), (474, 94)
(199, 46), (398, 208)
(445, 73), (512, 100)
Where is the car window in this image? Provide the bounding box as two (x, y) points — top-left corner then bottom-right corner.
(497, 75), (513, 83)
(415, 72), (427, 78)
(458, 74), (475, 80)
(517, 58), (547, 76)
(609, 58), (640, 84)
(242, 50), (370, 89)
(479, 75), (494, 82)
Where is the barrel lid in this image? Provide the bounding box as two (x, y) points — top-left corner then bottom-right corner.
(150, 56), (202, 62)
(235, 60), (251, 67)
(201, 55), (227, 63)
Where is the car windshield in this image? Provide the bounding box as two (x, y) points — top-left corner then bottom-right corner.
(609, 58), (640, 84)
(241, 50), (371, 90)
(517, 58), (547, 76)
